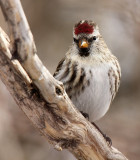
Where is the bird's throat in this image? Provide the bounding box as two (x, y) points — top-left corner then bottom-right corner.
(79, 48), (90, 57)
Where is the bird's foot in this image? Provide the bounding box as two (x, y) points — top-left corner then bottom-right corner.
(80, 111), (89, 120)
(91, 122), (112, 147)
(80, 113), (112, 146)
(102, 133), (112, 146)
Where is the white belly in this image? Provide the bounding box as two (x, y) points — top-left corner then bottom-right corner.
(71, 67), (112, 122)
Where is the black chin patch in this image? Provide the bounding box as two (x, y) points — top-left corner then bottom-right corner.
(79, 48), (90, 57)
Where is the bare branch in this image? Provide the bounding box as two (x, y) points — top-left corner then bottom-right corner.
(0, 0), (128, 159)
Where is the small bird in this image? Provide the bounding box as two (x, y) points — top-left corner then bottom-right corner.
(54, 20), (121, 123)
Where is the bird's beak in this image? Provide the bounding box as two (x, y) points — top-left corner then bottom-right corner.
(79, 39), (89, 48)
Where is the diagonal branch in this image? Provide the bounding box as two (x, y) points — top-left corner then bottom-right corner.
(0, 0), (128, 159)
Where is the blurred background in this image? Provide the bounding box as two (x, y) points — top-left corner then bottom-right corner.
(0, 0), (140, 159)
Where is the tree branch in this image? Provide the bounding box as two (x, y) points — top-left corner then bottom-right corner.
(0, 0), (128, 159)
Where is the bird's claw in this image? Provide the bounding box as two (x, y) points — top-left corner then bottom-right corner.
(80, 111), (89, 120)
(91, 122), (112, 147)
(103, 134), (112, 147)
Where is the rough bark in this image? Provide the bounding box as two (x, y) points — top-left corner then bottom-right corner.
(0, 0), (128, 160)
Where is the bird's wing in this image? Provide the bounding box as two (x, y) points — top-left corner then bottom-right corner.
(53, 57), (65, 78)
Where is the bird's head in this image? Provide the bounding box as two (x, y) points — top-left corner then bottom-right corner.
(73, 20), (100, 57)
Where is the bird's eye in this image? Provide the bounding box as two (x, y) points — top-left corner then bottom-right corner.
(88, 36), (97, 43)
(93, 36), (97, 40)
(73, 38), (78, 43)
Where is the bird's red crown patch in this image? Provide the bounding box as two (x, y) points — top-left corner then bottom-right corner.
(75, 22), (94, 35)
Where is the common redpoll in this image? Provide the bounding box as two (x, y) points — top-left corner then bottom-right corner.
(54, 20), (121, 123)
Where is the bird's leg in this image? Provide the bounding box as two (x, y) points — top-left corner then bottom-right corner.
(80, 111), (89, 120)
(80, 112), (112, 146)
(91, 122), (112, 146)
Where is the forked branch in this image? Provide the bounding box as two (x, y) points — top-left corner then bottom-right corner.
(0, 0), (128, 159)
